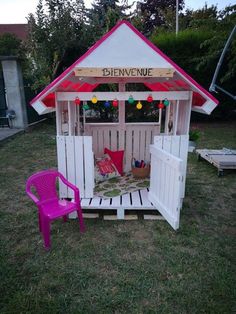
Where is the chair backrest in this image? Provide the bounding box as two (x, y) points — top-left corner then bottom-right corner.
(26, 169), (60, 203)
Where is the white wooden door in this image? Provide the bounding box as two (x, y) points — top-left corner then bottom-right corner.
(154, 135), (188, 200)
(148, 145), (183, 230)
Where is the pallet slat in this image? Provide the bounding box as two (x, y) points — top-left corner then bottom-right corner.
(81, 198), (91, 207)
(90, 198), (101, 207)
(110, 195), (121, 207)
(131, 190), (142, 207)
(140, 189), (154, 208)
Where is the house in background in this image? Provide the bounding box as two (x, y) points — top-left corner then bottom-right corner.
(0, 24), (29, 128)
(0, 24), (29, 41)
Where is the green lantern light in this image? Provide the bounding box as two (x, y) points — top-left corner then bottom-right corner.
(163, 98), (170, 106)
(128, 95), (134, 104)
(83, 104), (90, 110)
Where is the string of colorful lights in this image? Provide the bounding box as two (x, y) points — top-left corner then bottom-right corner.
(74, 95), (170, 110)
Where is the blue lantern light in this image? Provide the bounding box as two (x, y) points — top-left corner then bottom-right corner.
(104, 101), (110, 108)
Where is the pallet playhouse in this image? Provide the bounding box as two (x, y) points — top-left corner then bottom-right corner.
(30, 21), (218, 230)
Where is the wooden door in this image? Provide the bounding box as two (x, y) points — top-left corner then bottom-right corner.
(154, 135), (189, 200)
(148, 145), (183, 230)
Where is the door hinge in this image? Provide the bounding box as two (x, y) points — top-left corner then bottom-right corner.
(179, 175), (184, 182)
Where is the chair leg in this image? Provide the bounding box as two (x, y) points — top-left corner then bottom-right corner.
(42, 218), (51, 250)
(63, 215), (67, 222)
(77, 205), (85, 233)
(38, 212), (42, 232)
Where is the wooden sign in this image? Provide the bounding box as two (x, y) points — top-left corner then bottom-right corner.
(74, 67), (174, 78)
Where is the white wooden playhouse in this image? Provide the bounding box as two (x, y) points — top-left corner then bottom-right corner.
(30, 21), (218, 230)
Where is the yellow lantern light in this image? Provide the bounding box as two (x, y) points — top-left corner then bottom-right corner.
(91, 95), (98, 104)
(136, 101), (142, 110)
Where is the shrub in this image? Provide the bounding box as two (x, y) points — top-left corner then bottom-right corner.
(150, 28), (236, 121)
(189, 129), (201, 141)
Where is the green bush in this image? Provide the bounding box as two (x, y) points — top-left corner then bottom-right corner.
(189, 129), (201, 141)
(151, 29), (215, 87)
(150, 29), (236, 121)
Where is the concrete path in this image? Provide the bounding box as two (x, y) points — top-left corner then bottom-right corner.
(0, 128), (24, 141)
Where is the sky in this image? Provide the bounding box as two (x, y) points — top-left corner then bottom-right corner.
(0, 0), (233, 24)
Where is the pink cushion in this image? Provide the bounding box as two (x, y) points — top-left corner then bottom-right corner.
(97, 157), (117, 175)
(104, 148), (124, 175)
(95, 155), (120, 183)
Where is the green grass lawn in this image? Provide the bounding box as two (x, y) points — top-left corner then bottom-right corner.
(0, 120), (235, 314)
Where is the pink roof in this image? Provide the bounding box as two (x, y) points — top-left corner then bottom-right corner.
(30, 20), (218, 113)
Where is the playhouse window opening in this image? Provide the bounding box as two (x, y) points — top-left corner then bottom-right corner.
(125, 83), (159, 123)
(83, 83), (119, 123)
(125, 100), (159, 123)
(125, 82), (149, 92)
(84, 101), (118, 123)
(94, 83), (119, 92)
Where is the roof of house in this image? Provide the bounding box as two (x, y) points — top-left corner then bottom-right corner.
(0, 24), (29, 41)
(30, 20), (219, 115)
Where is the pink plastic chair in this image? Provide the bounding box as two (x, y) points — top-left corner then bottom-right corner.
(26, 169), (85, 250)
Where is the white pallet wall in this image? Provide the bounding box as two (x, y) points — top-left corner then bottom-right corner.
(85, 123), (160, 171)
(57, 136), (94, 198)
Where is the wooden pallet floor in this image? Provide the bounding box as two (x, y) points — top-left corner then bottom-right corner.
(81, 188), (154, 210)
(69, 189), (163, 220)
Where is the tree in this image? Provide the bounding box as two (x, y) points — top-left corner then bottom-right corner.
(26, 0), (88, 91)
(134, 0), (185, 35)
(0, 33), (29, 81)
(151, 4), (236, 120)
(186, 4), (218, 29)
(0, 33), (24, 57)
(87, 0), (132, 41)
(192, 5), (236, 90)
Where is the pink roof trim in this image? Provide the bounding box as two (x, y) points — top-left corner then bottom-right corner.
(30, 20), (218, 106)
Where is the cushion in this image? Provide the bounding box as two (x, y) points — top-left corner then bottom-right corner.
(95, 154), (120, 183)
(104, 148), (124, 175)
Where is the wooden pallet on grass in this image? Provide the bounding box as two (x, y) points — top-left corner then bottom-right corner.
(196, 148), (236, 176)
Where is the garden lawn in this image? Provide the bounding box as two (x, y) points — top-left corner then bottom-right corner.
(0, 120), (235, 314)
